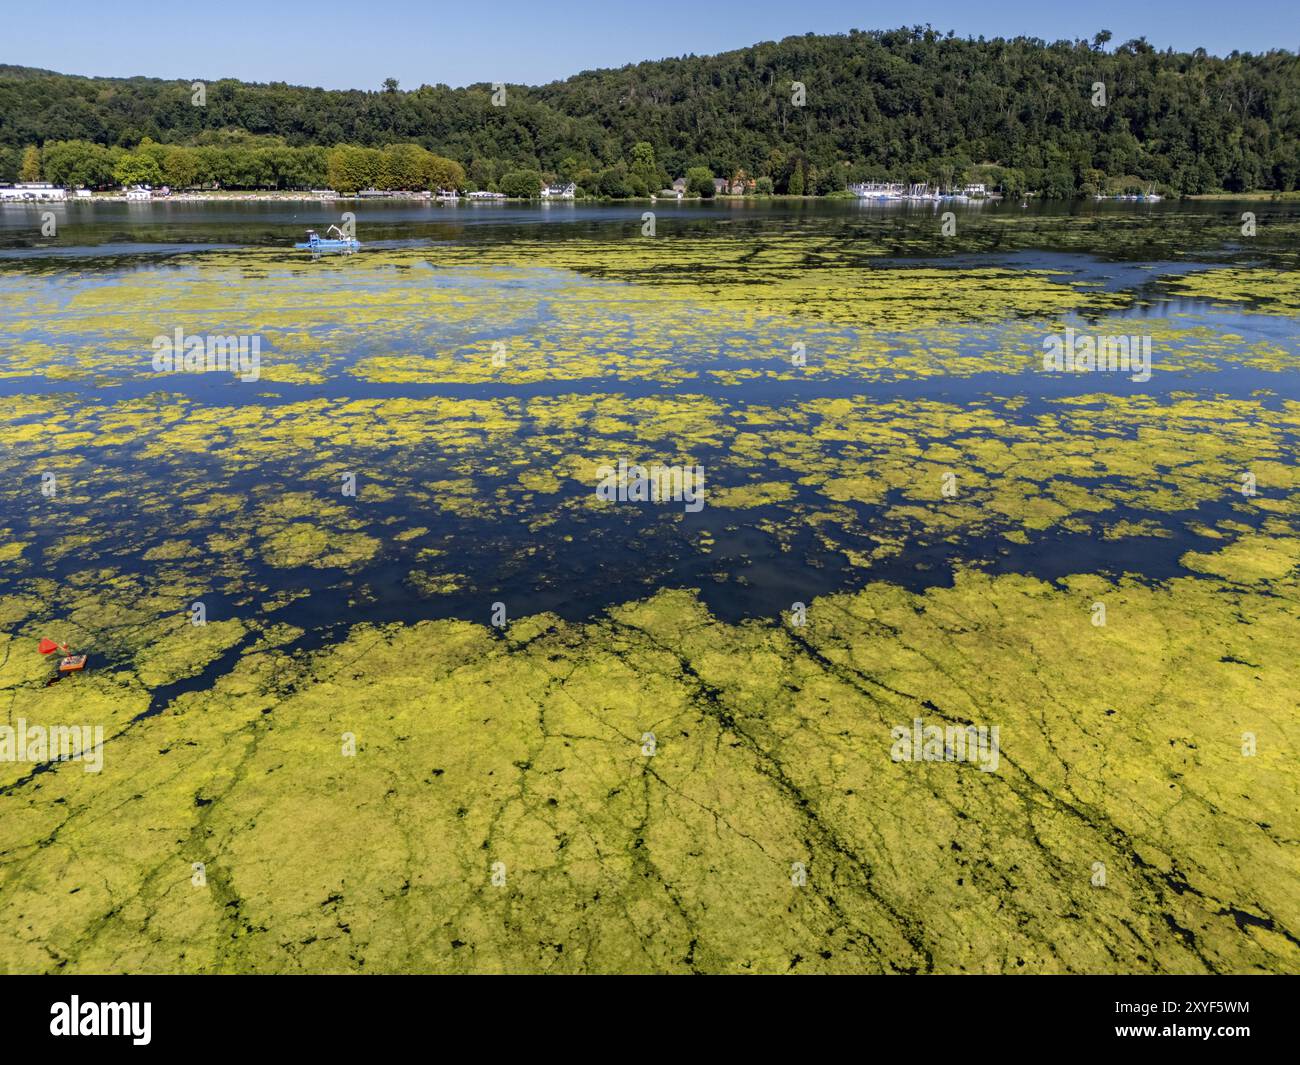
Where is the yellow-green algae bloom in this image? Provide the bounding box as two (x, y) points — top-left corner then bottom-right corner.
(6, 246), (1298, 388)
(0, 564), (1297, 974)
(1, 229), (1299, 975)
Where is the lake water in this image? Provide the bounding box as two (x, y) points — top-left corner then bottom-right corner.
(2, 197), (1298, 975)
(1, 197), (1297, 668)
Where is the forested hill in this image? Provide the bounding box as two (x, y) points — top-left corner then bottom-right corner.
(2, 26), (1298, 195)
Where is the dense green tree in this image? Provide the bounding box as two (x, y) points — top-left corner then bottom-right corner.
(556, 156), (579, 182)
(788, 161), (805, 196)
(377, 143), (427, 190)
(812, 165), (844, 195)
(112, 149), (162, 187)
(592, 164), (631, 197)
(467, 158), (498, 190)
(41, 140), (114, 187)
(685, 166), (714, 197)
(19, 145), (41, 181)
(425, 155), (466, 192)
(162, 145), (199, 189)
(573, 166), (598, 196)
(498, 169), (543, 197)
(628, 141), (667, 193)
(263, 145), (327, 189)
(326, 145), (380, 193)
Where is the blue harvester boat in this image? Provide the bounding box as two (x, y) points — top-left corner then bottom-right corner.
(295, 225), (361, 251)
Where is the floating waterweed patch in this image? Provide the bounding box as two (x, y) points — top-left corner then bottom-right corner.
(710, 482), (796, 508)
(1163, 267), (1300, 314)
(258, 523), (381, 570)
(0, 569), (1295, 972)
(1181, 534), (1300, 583)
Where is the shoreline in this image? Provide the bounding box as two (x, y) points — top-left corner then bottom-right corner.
(1184, 190), (1300, 201)
(7, 189), (1297, 206)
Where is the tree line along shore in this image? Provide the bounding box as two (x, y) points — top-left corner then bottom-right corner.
(2, 27), (1297, 199)
(6, 138), (1294, 203)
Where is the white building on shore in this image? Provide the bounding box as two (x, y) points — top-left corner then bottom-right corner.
(849, 182), (905, 200)
(540, 182), (576, 200)
(0, 182), (67, 202)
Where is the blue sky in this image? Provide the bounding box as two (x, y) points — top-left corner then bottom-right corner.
(6, 0), (1297, 89)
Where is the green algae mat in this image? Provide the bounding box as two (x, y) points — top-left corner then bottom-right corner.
(0, 202), (1298, 973)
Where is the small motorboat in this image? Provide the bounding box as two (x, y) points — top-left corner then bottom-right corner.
(294, 225), (361, 251)
(59, 654), (88, 673)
